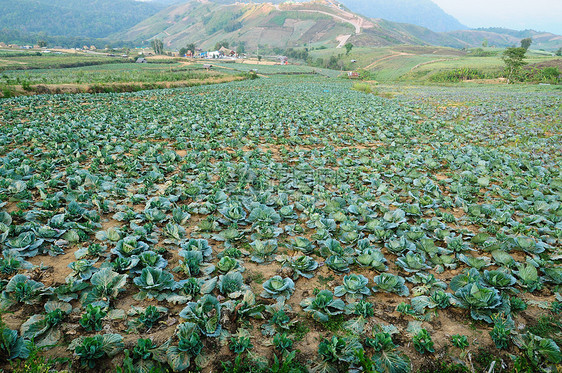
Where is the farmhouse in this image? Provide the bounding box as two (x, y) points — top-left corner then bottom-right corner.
(219, 46), (236, 57)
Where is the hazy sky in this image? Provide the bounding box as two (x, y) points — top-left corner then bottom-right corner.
(432, 0), (562, 34)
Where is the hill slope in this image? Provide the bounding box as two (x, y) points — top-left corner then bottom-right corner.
(117, 0), (561, 51)
(340, 0), (466, 32)
(116, 0), (466, 49)
(0, 0), (163, 39)
(142, 0), (467, 32)
(447, 29), (562, 51)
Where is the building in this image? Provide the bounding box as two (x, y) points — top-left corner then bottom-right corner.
(136, 57), (147, 63)
(207, 51), (221, 59)
(219, 46), (236, 57)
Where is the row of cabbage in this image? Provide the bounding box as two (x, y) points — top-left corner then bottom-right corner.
(0, 77), (560, 372)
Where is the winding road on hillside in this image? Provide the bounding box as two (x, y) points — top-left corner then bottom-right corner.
(364, 52), (413, 69)
(276, 0), (373, 48)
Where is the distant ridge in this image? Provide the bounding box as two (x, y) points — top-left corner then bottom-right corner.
(115, 0), (562, 51)
(0, 0), (162, 39)
(339, 0), (466, 32)
(0, 0), (560, 51)
(143, 0), (467, 32)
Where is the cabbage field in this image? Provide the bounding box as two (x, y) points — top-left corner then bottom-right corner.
(0, 77), (561, 372)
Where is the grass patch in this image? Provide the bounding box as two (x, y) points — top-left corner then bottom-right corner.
(247, 271), (265, 285)
(290, 320), (311, 342)
(11, 348), (70, 373)
(527, 315), (562, 346)
(352, 82), (374, 94)
(419, 360), (469, 373)
(320, 314), (346, 333)
(474, 348), (503, 372)
(318, 274), (334, 286)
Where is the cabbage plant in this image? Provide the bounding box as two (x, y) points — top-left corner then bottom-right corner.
(165, 322), (208, 371)
(261, 276), (295, 302)
(334, 274), (370, 302)
(452, 283), (503, 323)
(248, 204), (281, 226)
(20, 301), (72, 347)
(5, 231), (44, 257)
(325, 255), (353, 273)
(218, 271), (246, 298)
(133, 267), (179, 301)
(216, 256), (243, 273)
(356, 248), (387, 271)
(385, 236), (415, 255)
(70, 333), (124, 368)
(111, 236), (149, 257)
(127, 305), (168, 332)
(68, 259), (98, 280)
(0, 250), (33, 275)
(277, 255), (318, 279)
(300, 290), (345, 322)
(288, 237), (315, 254)
(179, 238), (213, 260)
(179, 295), (222, 337)
(82, 268), (127, 307)
(481, 269), (517, 291)
(515, 263), (542, 292)
(249, 239), (278, 263)
(0, 327), (30, 360)
(134, 251), (168, 273)
(396, 251), (431, 273)
(372, 273), (409, 297)
(406, 273), (447, 297)
(0, 274), (51, 308)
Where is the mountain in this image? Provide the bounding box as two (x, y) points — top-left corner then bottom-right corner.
(116, 0), (562, 51)
(447, 28), (562, 51)
(0, 0), (164, 39)
(116, 0), (460, 49)
(339, 0), (466, 32)
(135, 0), (186, 4)
(140, 0), (466, 32)
(1, 0), (559, 51)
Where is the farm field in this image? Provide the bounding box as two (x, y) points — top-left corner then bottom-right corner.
(211, 62), (342, 78)
(0, 57), (248, 97)
(0, 76), (561, 372)
(0, 50), (120, 72)
(309, 46), (561, 82)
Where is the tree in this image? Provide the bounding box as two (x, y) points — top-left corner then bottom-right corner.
(37, 40), (47, 48)
(345, 42), (353, 56)
(179, 47), (187, 56)
(186, 43), (196, 55)
(520, 37), (532, 50)
(502, 47), (527, 82)
(556, 48), (562, 57)
(150, 39), (164, 55)
(327, 55), (339, 69)
(214, 40), (229, 51)
(236, 41), (246, 54)
(482, 39), (488, 47)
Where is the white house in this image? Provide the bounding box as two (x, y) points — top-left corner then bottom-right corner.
(207, 51), (221, 59)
